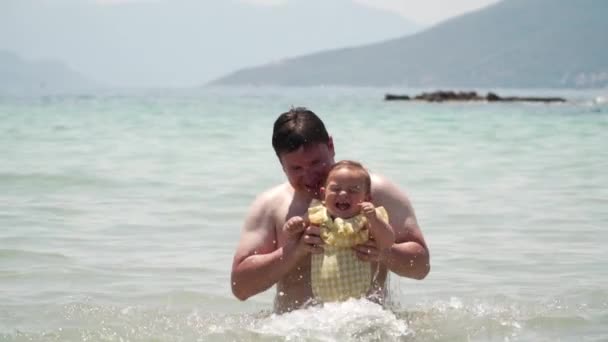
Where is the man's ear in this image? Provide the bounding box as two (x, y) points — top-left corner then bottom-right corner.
(277, 154), (285, 169)
(320, 186), (326, 197)
(327, 136), (335, 157)
(278, 156), (289, 174)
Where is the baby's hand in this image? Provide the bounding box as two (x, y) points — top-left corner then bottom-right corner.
(360, 202), (377, 219)
(283, 216), (307, 237)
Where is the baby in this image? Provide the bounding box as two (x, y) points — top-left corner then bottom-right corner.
(284, 160), (395, 303)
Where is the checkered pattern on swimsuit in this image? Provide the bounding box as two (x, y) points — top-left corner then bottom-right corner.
(311, 245), (371, 302)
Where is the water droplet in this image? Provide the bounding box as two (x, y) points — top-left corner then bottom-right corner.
(232, 282), (237, 286)
(279, 291), (285, 297)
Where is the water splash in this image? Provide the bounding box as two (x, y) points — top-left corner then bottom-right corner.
(2, 294), (606, 341)
(249, 299), (412, 341)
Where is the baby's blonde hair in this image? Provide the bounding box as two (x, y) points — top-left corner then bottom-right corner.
(325, 160), (371, 194)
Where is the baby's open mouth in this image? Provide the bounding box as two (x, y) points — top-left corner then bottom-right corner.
(335, 202), (351, 211)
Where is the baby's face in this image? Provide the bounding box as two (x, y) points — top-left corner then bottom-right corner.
(323, 167), (369, 219)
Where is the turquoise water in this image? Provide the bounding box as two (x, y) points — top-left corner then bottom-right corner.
(1, 87), (607, 341)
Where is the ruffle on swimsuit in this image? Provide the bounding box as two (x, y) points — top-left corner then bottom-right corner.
(308, 199), (389, 302)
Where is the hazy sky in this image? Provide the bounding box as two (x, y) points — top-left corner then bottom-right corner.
(2, 0), (500, 87)
(93, 0), (499, 25)
(244, 0), (499, 25)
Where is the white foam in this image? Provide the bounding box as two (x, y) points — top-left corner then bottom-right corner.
(249, 298), (413, 341)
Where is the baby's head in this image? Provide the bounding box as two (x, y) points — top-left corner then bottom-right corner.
(321, 160), (371, 219)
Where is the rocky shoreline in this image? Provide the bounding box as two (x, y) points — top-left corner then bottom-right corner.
(385, 91), (566, 103)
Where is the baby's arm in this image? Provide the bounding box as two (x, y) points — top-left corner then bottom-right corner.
(360, 202), (395, 250)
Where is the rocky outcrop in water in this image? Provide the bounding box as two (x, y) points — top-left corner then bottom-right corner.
(384, 91), (566, 103)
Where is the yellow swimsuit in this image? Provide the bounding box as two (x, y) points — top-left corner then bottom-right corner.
(308, 200), (389, 302)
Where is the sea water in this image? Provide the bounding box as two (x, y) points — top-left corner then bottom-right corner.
(1, 87), (607, 341)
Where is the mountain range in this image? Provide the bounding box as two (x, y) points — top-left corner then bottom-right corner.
(212, 0), (608, 88)
(0, 0), (418, 88)
(0, 50), (97, 95)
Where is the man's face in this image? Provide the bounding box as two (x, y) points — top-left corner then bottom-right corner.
(279, 140), (335, 198)
(322, 167), (370, 219)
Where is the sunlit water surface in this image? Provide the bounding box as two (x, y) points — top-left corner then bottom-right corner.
(1, 87), (607, 341)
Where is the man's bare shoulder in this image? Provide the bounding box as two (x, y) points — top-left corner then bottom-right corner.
(251, 182), (293, 206)
(237, 183), (293, 251)
(245, 182), (294, 219)
(370, 173), (425, 244)
(370, 173), (411, 204)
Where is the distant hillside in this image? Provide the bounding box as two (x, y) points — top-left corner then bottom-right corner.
(0, 0), (419, 87)
(0, 50), (97, 95)
(211, 0), (608, 88)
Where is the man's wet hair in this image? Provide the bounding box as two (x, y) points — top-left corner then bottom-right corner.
(325, 160), (372, 194)
(272, 107), (330, 157)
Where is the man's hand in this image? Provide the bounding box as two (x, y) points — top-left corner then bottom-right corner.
(353, 238), (383, 263)
(283, 217), (324, 258)
(299, 225), (324, 255)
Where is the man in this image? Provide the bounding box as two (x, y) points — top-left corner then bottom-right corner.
(231, 107), (430, 313)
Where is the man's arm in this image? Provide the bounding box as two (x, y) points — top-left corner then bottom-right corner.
(230, 190), (323, 300)
(372, 175), (430, 280)
(231, 192), (296, 300)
